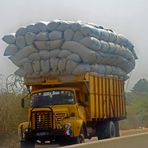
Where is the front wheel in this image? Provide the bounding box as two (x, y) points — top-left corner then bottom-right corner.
(20, 140), (35, 148)
(70, 126), (85, 145)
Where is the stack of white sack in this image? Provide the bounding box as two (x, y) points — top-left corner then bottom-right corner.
(3, 20), (137, 81)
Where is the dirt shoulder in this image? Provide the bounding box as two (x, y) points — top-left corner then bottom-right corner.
(120, 128), (148, 136)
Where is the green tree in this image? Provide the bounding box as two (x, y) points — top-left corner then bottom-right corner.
(132, 79), (148, 92)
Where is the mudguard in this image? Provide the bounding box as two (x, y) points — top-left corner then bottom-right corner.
(18, 122), (29, 140)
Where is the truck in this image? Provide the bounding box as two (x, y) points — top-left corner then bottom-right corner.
(18, 72), (126, 147)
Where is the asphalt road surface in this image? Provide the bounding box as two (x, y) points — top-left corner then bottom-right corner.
(36, 132), (148, 148)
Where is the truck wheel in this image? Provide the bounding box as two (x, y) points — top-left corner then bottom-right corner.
(96, 122), (105, 140)
(107, 121), (116, 138)
(115, 121), (120, 137)
(96, 121), (116, 139)
(20, 140), (35, 148)
(70, 126), (85, 144)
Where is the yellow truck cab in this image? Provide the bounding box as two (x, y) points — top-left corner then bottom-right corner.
(18, 73), (126, 147)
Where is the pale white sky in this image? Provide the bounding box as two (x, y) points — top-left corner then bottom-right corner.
(0, 0), (147, 90)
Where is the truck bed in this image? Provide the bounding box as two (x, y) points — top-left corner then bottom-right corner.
(85, 73), (126, 120)
(25, 72), (126, 120)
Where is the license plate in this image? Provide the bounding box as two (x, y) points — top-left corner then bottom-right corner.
(36, 132), (49, 136)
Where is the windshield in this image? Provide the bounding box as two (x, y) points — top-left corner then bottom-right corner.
(30, 90), (76, 107)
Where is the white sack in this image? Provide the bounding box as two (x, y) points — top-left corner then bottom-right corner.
(108, 32), (117, 42)
(91, 64), (106, 74)
(80, 24), (93, 36)
(16, 36), (26, 49)
(100, 41), (110, 52)
(73, 31), (84, 41)
(32, 60), (40, 72)
(4, 44), (18, 56)
(40, 60), (50, 73)
(105, 65), (112, 75)
(50, 58), (59, 71)
(36, 32), (48, 41)
(25, 32), (36, 45)
(72, 64), (90, 74)
(34, 40), (63, 50)
(100, 29), (110, 41)
(80, 37), (101, 51)
(57, 21), (70, 31)
(58, 58), (66, 73)
(49, 31), (62, 40)
(16, 27), (27, 36)
(10, 45), (37, 62)
(66, 60), (78, 74)
(24, 62), (33, 74)
(34, 22), (47, 32)
(15, 68), (26, 77)
(58, 50), (71, 58)
(31, 72), (40, 78)
(62, 41), (97, 64)
(49, 49), (60, 58)
(108, 42), (117, 53)
(70, 22), (81, 31)
(115, 45), (134, 61)
(18, 58), (30, 66)
(27, 25), (39, 34)
(64, 29), (74, 41)
(66, 54), (81, 63)
(47, 21), (60, 31)
(39, 50), (50, 59)
(2, 35), (15, 44)
(29, 52), (40, 61)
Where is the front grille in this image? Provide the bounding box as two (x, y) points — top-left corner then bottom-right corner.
(31, 111), (53, 130)
(55, 113), (67, 129)
(55, 113), (66, 122)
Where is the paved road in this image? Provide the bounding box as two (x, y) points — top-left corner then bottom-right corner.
(62, 132), (148, 148)
(36, 132), (148, 148)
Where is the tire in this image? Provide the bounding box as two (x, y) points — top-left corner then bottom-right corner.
(20, 140), (35, 148)
(96, 121), (117, 140)
(107, 121), (116, 138)
(70, 126), (85, 145)
(96, 122), (106, 140)
(115, 121), (120, 137)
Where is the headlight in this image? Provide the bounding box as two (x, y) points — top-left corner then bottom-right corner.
(25, 128), (28, 132)
(64, 123), (71, 130)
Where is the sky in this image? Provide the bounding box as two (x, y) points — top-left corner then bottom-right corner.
(0, 0), (147, 90)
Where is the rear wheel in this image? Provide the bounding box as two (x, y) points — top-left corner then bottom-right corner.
(115, 121), (120, 137)
(20, 140), (35, 148)
(96, 121), (119, 140)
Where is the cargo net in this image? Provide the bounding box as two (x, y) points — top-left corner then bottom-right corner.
(6, 74), (27, 94)
(3, 20), (137, 82)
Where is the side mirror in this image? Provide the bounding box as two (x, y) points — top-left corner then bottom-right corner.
(78, 100), (86, 107)
(21, 98), (25, 108)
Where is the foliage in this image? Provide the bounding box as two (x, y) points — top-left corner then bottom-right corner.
(0, 74), (27, 135)
(121, 88), (148, 129)
(0, 92), (27, 134)
(132, 78), (148, 92)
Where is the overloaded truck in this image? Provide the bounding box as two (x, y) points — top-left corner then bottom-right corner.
(18, 72), (126, 147)
(2, 20), (136, 148)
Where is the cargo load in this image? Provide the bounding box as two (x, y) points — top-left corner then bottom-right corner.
(3, 20), (137, 82)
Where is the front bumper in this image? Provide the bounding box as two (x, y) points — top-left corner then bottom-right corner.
(25, 129), (70, 141)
